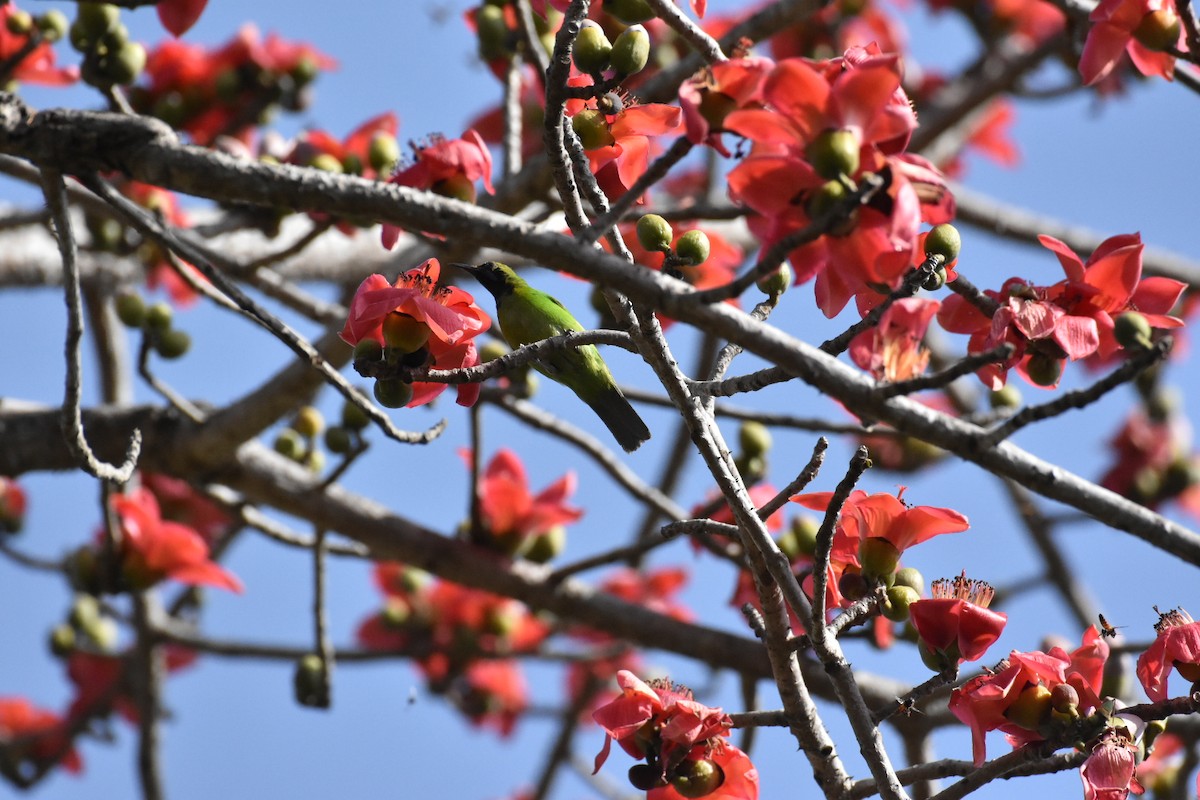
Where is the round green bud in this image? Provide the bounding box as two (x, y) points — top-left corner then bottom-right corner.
(154, 328), (191, 359)
(893, 566), (925, 595)
(87, 616), (118, 651)
(102, 41), (143, 85)
(610, 24), (650, 76)
(806, 179), (850, 219)
(789, 515), (820, 558)
(571, 108), (615, 150)
(274, 428), (305, 461)
(341, 397), (371, 430)
(293, 653), (327, 707)
(1113, 311), (1153, 350)
(521, 525), (566, 564)
(144, 301), (173, 332)
(605, 0), (656, 24)
(734, 454), (767, 483)
(923, 223), (962, 263)
(838, 569), (869, 602)
(341, 153), (363, 176)
(115, 291), (146, 328)
(883, 585), (920, 622)
(68, 19), (92, 52)
(381, 311), (431, 354)
(290, 56), (319, 88)
(475, 3), (509, 54)
(1025, 353), (1064, 387)
(1160, 458), (1200, 497)
(738, 420), (772, 459)
(672, 758), (724, 799)
(373, 378), (413, 409)
(305, 449), (325, 474)
(756, 262), (792, 297)
(480, 340), (510, 362)
(49, 624), (76, 658)
(353, 338), (384, 363)
(98, 22), (129, 53)
(368, 133), (400, 175)
(989, 384), (1022, 410)
(324, 426), (353, 454)
(918, 637), (955, 671)
(573, 21), (613, 74)
(859, 536), (901, 583)
(921, 265), (947, 291)
(806, 129), (860, 180)
(309, 153), (344, 173)
(76, 3), (120, 39)
(6, 10), (33, 36)
(636, 213), (674, 253)
(69, 594), (102, 630)
(674, 229), (711, 266)
(1134, 7), (1181, 51)
(37, 10), (69, 42)
(292, 406), (324, 439)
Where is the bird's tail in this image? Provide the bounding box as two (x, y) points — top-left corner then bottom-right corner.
(587, 387), (651, 453)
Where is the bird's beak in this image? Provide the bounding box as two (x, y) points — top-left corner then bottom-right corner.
(450, 262), (478, 275)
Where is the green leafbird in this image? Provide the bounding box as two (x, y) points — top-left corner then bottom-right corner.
(456, 262), (651, 453)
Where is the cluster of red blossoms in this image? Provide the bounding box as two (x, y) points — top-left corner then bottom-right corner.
(340, 258), (492, 409)
(592, 670), (759, 799)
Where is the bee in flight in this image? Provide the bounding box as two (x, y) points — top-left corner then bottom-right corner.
(1098, 614), (1125, 639)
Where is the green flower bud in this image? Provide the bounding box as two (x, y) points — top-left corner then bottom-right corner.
(571, 108), (615, 150)
(1133, 7), (1181, 51)
(1005, 683), (1052, 730)
(154, 328), (191, 359)
(373, 377), (413, 408)
(341, 153), (363, 176)
(573, 21), (613, 74)
(144, 301), (173, 332)
(309, 153), (344, 173)
(636, 213), (674, 253)
(756, 262), (792, 297)
(37, 11), (69, 42)
(476, 4), (510, 61)
(324, 426), (353, 454)
(883, 585), (920, 622)
(806, 179), (850, 219)
(806, 129), (860, 180)
(76, 3), (120, 40)
(922, 265), (947, 291)
(305, 449), (325, 474)
(1025, 353), (1064, 387)
(115, 291), (146, 328)
(859, 536), (901, 583)
(274, 428), (305, 461)
(674, 229), (711, 266)
(1113, 311), (1153, 350)
(789, 515), (820, 557)
(918, 637), (956, 671)
(69, 594), (102, 630)
(923, 224), (962, 263)
(49, 624), (76, 658)
(6, 10), (33, 36)
(381, 311), (431, 354)
(341, 397), (371, 430)
(672, 758), (724, 799)
(893, 566), (925, 595)
(292, 653), (328, 707)
(368, 133), (400, 175)
(738, 421), (772, 458)
(605, 0), (656, 23)
(989, 385), (1022, 409)
(353, 338), (384, 363)
(292, 406), (324, 439)
(522, 525), (566, 563)
(610, 24), (650, 76)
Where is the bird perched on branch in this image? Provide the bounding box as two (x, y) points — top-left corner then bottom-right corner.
(456, 261), (651, 452)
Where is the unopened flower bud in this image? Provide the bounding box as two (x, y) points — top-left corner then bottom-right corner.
(274, 429), (305, 461)
(605, 0), (656, 24)
(37, 10), (69, 42)
(675, 229), (711, 266)
(49, 624), (76, 657)
(373, 377), (413, 408)
(368, 133), (400, 175)
(893, 566), (925, 595)
(309, 153), (344, 174)
(756, 262), (792, 297)
(628, 763), (667, 790)
(6, 10), (33, 36)
(1026, 353), (1065, 387)
(924, 224), (962, 263)
(884, 585), (920, 622)
(153, 328), (191, 359)
(789, 515), (819, 557)
(144, 301), (173, 332)
(739, 421), (772, 458)
(293, 406), (324, 439)
(115, 291), (146, 328)
(806, 129), (860, 180)
(522, 525), (566, 563)
(636, 213), (674, 253)
(293, 654), (328, 707)
(1050, 682), (1079, 714)
(573, 21), (612, 74)
(859, 536), (901, 583)
(1133, 7), (1181, 51)
(106, 41), (145, 85)
(324, 425), (352, 454)
(1114, 311), (1153, 350)
(610, 24), (650, 76)
(990, 385), (1022, 409)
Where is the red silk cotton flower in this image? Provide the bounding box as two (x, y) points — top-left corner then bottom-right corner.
(593, 671), (758, 799)
(909, 572), (1007, 669)
(467, 448), (583, 557)
(0, 697), (82, 776)
(1136, 606), (1200, 702)
(341, 259), (491, 407)
(108, 488), (242, 593)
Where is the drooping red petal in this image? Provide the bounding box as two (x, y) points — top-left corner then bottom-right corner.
(157, 0), (209, 37)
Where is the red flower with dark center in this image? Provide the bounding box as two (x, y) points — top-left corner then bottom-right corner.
(1080, 0), (1183, 85)
(1136, 606), (1200, 701)
(109, 488), (242, 593)
(909, 572), (1008, 668)
(466, 448), (583, 553)
(0, 697), (81, 775)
